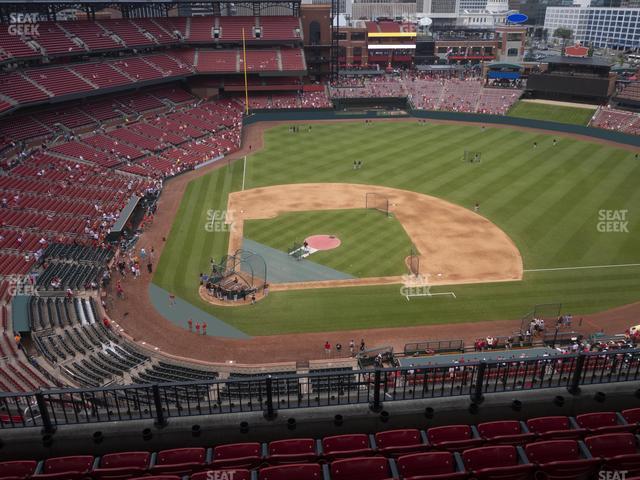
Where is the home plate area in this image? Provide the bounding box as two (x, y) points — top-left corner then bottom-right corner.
(289, 235), (341, 260)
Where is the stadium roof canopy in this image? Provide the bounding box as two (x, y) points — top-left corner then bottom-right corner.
(545, 55), (613, 67)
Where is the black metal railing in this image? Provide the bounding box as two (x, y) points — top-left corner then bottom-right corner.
(2, 349), (640, 430)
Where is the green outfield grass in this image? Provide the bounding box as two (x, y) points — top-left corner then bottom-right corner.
(508, 101), (596, 126)
(154, 121), (640, 335)
(243, 209), (413, 277)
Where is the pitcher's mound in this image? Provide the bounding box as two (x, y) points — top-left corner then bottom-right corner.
(305, 235), (341, 251)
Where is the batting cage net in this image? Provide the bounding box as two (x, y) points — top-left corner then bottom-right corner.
(463, 150), (482, 163)
(216, 249), (267, 288)
(365, 192), (390, 217)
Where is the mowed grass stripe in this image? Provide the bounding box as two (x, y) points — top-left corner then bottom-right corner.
(154, 122), (640, 335)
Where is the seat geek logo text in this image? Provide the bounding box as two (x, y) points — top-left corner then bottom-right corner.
(8, 13), (40, 36)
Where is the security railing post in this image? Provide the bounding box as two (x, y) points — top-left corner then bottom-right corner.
(370, 369), (383, 412)
(152, 384), (166, 427)
(568, 353), (586, 395)
(35, 391), (55, 434)
(264, 375), (276, 420)
(471, 362), (487, 403)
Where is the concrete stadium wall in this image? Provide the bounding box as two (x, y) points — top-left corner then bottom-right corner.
(243, 109), (640, 148)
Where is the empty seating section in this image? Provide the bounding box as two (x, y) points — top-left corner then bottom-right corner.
(197, 49), (239, 73)
(50, 141), (119, 167)
(132, 18), (178, 45)
(0, 114), (51, 142)
(109, 127), (164, 151)
(71, 63), (132, 89)
(99, 19), (154, 48)
(280, 48), (306, 71)
(259, 16), (302, 40)
(217, 16), (257, 41)
(82, 134), (145, 160)
(145, 53), (194, 76)
(36, 107), (95, 130)
(0, 72), (50, 104)
(25, 67), (93, 97)
(243, 50), (279, 72)
(34, 22), (85, 56)
(0, 29), (37, 59)
(111, 57), (162, 82)
(59, 21), (122, 51)
(188, 17), (214, 42)
(116, 92), (164, 112)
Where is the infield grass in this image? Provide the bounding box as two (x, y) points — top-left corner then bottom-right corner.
(155, 121), (640, 335)
(243, 209), (414, 278)
(508, 101), (596, 126)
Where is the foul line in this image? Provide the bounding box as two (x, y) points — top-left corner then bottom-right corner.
(241, 156), (247, 191)
(405, 292), (457, 301)
(524, 262), (640, 273)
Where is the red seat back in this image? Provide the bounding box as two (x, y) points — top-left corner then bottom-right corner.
(100, 451), (150, 469)
(462, 445), (519, 470)
(397, 451), (457, 477)
(525, 440), (581, 463)
(478, 421), (523, 438)
(43, 456), (93, 474)
(526, 416), (571, 434)
(330, 457), (391, 480)
(428, 425), (473, 444)
(268, 438), (315, 456)
(0, 460), (37, 479)
(213, 443), (261, 460)
(322, 434), (370, 454)
(623, 408), (640, 425)
(585, 433), (638, 457)
(259, 463), (322, 480)
(576, 412), (619, 429)
(375, 429), (421, 449)
(156, 448), (206, 466)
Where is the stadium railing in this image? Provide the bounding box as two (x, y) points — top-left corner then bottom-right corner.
(1, 348), (639, 431)
(404, 339), (465, 356)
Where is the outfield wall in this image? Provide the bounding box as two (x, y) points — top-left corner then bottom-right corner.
(244, 109), (640, 148)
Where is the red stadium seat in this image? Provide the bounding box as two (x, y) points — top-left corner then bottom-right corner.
(462, 446), (534, 480)
(192, 469), (251, 480)
(330, 456), (394, 480)
(92, 451), (150, 479)
(585, 433), (640, 476)
(427, 425), (483, 451)
(526, 416), (587, 440)
(0, 460), (37, 480)
(622, 408), (640, 427)
(375, 429), (430, 456)
(477, 421), (536, 446)
(259, 463), (322, 480)
(150, 448), (206, 476)
(31, 455), (94, 480)
(267, 438), (317, 464)
(211, 442), (262, 469)
(525, 440), (600, 480)
(396, 451), (467, 480)
(575, 412), (635, 434)
(322, 433), (374, 460)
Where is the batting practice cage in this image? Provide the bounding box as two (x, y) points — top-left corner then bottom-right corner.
(207, 249), (267, 300)
(365, 192), (390, 217)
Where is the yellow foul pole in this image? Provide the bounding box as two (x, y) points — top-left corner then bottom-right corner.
(242, 28), (249, 114)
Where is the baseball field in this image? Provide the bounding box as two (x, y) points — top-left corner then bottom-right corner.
(154, 121), (640, 335)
